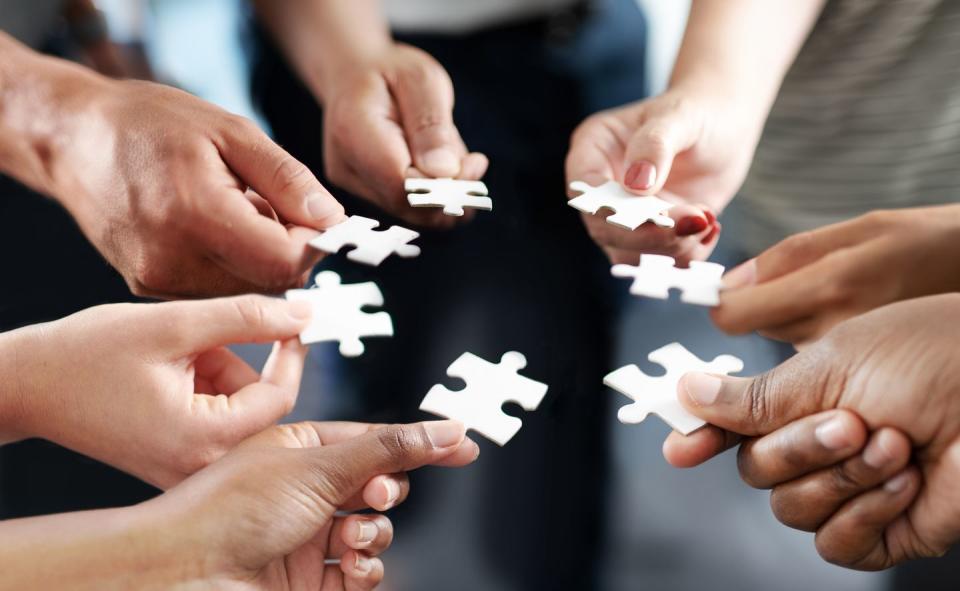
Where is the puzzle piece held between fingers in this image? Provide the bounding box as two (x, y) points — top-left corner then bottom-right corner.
(285, 271), (393, 357)
(309, 215), (421, 266)
(420, 351), (548, 446)
(605, 343), (743, 435)
(568, 180), (675, 230)
(405, 177), (493, 216)
(612, 254), (726, 306)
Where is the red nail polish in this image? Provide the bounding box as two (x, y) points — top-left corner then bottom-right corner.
(624, 161), (657, 190)
(676, 216), (708, 236)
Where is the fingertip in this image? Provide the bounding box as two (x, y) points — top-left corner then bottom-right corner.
(624, 161), (657, 192)
(722, 259), (757, 290)
(420, 148), (461, 177)
(341, 550), (384, 585)
(422, 420), (467, 449)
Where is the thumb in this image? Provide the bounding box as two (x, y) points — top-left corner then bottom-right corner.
(392, 60), (465, 178)
(219, 119), (345, 229)
(154, 295), (312, 355)
(311, 421), (467, 506)
(622, 110), (701, 195)
(676, 358), (833, 436)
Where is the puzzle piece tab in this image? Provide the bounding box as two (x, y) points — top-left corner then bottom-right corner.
(310, 215), (421, 266)
(420, 351), (548, 445)
(605, 343), (743, 434)
(612, 254), (725, 306)
(568, 180), (675, 230)
(285, 271), (393, 356)
(405, 177), (492, 216)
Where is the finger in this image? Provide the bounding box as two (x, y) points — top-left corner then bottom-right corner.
(340, 551), (385, 591)
(153, 294), (312, 355)
(193, 346), (260, 393)
(662, 424), (742, 468)
(311, 421), (471, 506)
(391, 59), (465, 177)
(330, 514), (394, 558)
(814, 467), (921, 570)
(676, 358), (834, 437)
(622, 111), (701, 195)
(769, 428), (912, 532)
(737, 410), (868, 489)
(260, 337), (309, 391)
(361, 473), (409, 512)
(458, 152), (489, 180)
(219, 118), (346, 230)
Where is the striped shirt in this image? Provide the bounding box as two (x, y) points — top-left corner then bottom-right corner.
(734, 0), (960, 253)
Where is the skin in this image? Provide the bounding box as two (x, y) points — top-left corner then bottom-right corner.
(0, 420), (480, 590)
(1, 295), (317, 489)
(565, 0), (827, 265)
(663, 294), (960, 570)
(0, 31), (345, 298)
(713, 204), (960, 345)
(254, 0), (488, 229)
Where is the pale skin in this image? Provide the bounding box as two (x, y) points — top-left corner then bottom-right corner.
(0, 31), (345, 298)
(663, 295), (960, 570)
(0, 419), (480, 590)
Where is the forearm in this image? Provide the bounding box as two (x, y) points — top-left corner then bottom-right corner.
(0, 31), (111, 198)
(252, 0), (392, 103)
(671, 0), (826, 123)
(0, 326), (39, 444)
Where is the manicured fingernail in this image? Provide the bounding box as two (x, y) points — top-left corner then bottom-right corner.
(422, 148), (460, 176)
(423, 420), (465, 448)
(723, 259), (757, 289)
(676, 216), (708, 236)
(307, 191), (339, 221)
(356, 520), (378, 544)
(863, 433), (894, 468)
(884, 472), (911, 493)
(815, 417), (853, 450)
(354, 554), (373, 574)
(683, 373), (722, 407)
(287, 299), (313, 320)
(624, 161), (657, 190)
(382, 478), (400, 508)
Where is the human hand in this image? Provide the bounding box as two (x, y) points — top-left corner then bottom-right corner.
(151, 420), (479, 590)
(6, 295), (312, 488)
(663, 294), (960, 569)
(712, 205), (960, 345)
(320, 43), (488, 228)
(45, 74), (345, 297)
(565, 90), (759, 265)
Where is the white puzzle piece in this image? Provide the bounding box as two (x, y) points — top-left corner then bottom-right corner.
(420, 351), (548, 446)
(405, 177), (493, 216)
(612, 254), (725, 306)
(285, 271), (393, 357)
(310, 215), (421, 266)
(568, 180), (675, 230)
(605, 343), (743, 435)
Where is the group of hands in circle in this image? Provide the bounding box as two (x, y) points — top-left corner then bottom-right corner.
(3, 32), (960, 589)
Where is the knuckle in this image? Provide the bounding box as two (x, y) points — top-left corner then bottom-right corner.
(275, 422), (324, 449)
(777, 230), (818, 261)
(231, 296), (268, 331)
(376, 424), (424, 460)
(735, 445), (767, 489)
(271, 154), (315, 196)
(745, 373), (774, 430)
(825, 462), (864, 496)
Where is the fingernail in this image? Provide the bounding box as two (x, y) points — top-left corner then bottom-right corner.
(723, 259), (757, 289)
(624, 161), (657, 190)
(422, 148), (460, 176)
(423, 420), (465, 448)
(382, 478), (400, 509)
(307, 191), (340, 221)
(354, 554), (373, 574)
(287, 299), (313, 321)
(676, 216), (708, 236)
(863, 433), (894, 469)
(884, 472), (911, 493)
(356, 520), (378, 544)
(815, 417), (853, 450)
(683, 373), (722, 407)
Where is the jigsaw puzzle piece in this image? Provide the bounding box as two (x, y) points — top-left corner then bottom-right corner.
(568, 180), (675, 230)
(285, 271), (394, 357)
(309, 215), (421, 266)
(612, 254), (725, 306)
(405, 177), (493, 216)
(419, 351), (548, 446)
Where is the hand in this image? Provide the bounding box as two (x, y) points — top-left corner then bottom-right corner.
(50, 76), (344, 297)
(712, 205), (960, 345)
(565, 90), (756, 265)
(320, 43), (488, 228)
(5, 295), (313, 488)
(663, 294), (960, 569)
(0, 421), (480, 590)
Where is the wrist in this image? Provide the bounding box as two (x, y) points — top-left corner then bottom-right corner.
(0, 326), (45, 444)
